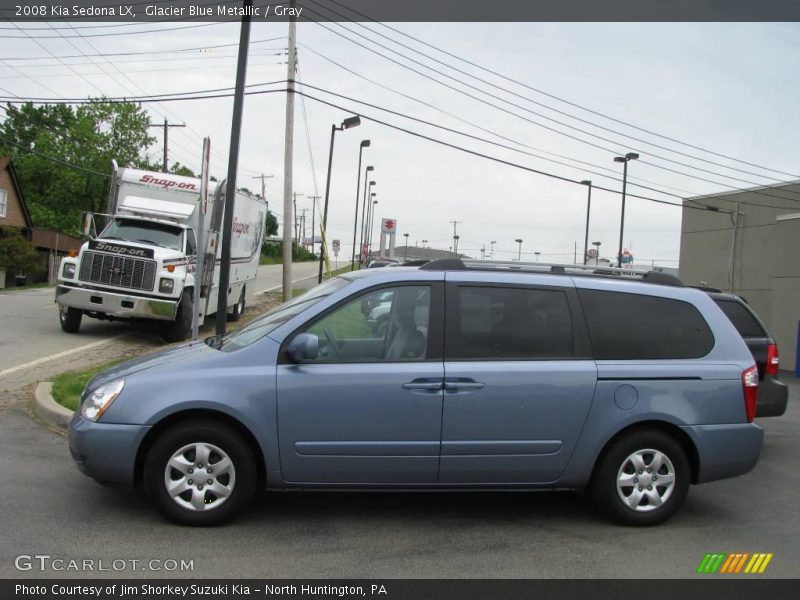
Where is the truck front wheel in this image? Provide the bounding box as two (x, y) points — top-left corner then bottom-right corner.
(161, 290), (193, 343)
(59, 305), (82, 333)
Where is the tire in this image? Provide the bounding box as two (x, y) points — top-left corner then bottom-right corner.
(588, 429), (690, 526)
(161, 290), (192, 343)
(228, 287), (246, 322)
(59, 305), (82, 333)
(143, 419), (257, 526)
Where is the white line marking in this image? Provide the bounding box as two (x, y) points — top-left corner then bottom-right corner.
(0, 333), (131, 378)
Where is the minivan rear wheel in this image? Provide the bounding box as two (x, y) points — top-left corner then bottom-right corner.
(143, 419), (256, 526)
(589, 429), (690, 526)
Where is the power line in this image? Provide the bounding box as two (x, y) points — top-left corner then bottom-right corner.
(297, 5), (800, 204)
(1, 36), (287, 61)
(324, 0), (800, 180)
(0, 51), (285, 70)
(0, 22), (223, 39)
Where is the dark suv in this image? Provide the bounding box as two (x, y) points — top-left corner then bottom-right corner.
(707, 291), (788, 418)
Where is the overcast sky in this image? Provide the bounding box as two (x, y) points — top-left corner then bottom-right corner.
(2, 21), (799, 265)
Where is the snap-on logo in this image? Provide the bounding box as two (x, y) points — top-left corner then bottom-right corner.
(92, 241), (149, 257)
(232, 217), (251, 235)
(139, 174), (197, 190)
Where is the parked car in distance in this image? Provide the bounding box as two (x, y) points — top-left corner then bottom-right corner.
(69, 259), (764, 527)
(367, 258), (399, 268)
(705, 291), (788, 418)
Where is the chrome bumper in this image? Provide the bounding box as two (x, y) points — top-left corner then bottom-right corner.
(56, 284), (178, 321)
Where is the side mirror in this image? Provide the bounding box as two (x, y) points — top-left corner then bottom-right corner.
(80, 212), (96, 239)
(286, 333), (319, 362)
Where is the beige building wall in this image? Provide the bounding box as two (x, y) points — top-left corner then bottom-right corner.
(679, 182), (800, 372)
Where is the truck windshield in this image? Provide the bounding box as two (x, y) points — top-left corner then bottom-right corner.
(100, 218), (183, 251)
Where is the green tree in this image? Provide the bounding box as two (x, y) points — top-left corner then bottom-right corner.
(0, 100), (155, 237)
(0, 226), (40, 274)
(266, 211), (278, 236)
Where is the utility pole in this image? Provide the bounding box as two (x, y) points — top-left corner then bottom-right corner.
(292, 192), (304, 242)
(215, 0), (251, 336)
(281, 0), (297, 302)
(149, 118), (186, 173)
(307, 195), (320, 255)
(450, 220), (461, 254)
(300, 208), (308, 244)
(252, 173), (274, 202)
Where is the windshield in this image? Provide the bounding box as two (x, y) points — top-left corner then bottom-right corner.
(100, 218), (184, 251)
(217, 277), (351, 351)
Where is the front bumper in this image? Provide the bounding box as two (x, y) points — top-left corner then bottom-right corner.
(56, 284), (178, 321)
(756, 378), (788, 418)
(68, 414), (150, 487)
(682, 423), (764, 484)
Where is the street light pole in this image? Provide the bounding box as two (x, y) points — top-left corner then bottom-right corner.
(318, 115), (361, 283)
(403, 233), (409, 261)
(580, 180), (592, 265)
(490, 240), (496, 258)
(535, 251), (541, 262)
(367, 196), (378, 258)
(351, 140), (370, 271)
(358, 172), (374, 265)
(592, 241), (601, 265)
(515, 238), (523, 261)
(613, 152), (639, 268)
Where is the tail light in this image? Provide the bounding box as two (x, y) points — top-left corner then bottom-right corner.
(765, 343), (780, 376)
(742, 366), (759, 423)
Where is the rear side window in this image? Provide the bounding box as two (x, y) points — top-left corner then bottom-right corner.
(448, 286), (573, 360)
(578, 289), (714, 360)
(714, 299), (766, 338)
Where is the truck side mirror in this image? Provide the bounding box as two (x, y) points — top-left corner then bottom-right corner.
(286, 333), (319, 362)
(80, 212), (96, 239)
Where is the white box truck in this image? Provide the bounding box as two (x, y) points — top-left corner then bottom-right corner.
(56, 163), (266, 342)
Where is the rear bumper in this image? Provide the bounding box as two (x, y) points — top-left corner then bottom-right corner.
(682, 423), (763, 484)
(756, 378), (788, 418)
(56, 284), (177, 321)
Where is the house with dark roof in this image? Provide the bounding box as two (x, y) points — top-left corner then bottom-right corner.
(0, 157), (82, 287)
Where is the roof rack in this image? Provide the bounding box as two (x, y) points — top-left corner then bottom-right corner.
(420, 258), (684, 287)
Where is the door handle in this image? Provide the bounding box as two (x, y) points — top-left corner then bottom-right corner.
(402, 379), (444, 392)
(444, 379), (485, 392)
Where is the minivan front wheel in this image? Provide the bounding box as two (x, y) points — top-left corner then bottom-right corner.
(589, 430), (690, 526)
(143, 420), (256, 525)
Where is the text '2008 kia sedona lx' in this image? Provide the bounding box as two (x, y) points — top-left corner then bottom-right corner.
(69, 259), (764, 526)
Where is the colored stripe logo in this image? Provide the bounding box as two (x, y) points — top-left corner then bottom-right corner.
(696, 553), (773, 574)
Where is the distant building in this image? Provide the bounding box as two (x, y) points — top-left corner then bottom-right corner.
(679, 180), (800, 372)
(0, 157), (82, 287)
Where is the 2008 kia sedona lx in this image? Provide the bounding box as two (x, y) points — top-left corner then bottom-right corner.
(69, 259), (763, 526)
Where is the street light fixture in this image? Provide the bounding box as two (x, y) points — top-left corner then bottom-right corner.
(319, 115), (361, 283)
(580, 180), (593, 265)
(515, 238), (523, 261)
(613, 152), (639, 268)
(350, 140), (370, 271)
(358, 169), (374, 265)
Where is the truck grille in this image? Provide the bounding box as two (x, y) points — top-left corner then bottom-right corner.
(78, 251), (156, 292)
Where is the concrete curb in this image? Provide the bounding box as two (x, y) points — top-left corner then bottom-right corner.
(33, 382), (73, 431)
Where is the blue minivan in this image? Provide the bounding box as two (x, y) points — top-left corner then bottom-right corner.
(69, 259), (764, 526)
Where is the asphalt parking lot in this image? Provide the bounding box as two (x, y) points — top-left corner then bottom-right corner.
(1, 378), (798, 580)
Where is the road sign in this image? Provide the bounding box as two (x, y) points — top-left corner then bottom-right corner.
(382, 218), (396, 233)
(332, 239), (340, 257)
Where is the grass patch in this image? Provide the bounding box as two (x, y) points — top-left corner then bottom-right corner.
(292, 288), (307, 298)
(51, 360), (125, 412)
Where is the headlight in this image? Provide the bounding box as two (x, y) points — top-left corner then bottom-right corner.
(62, 263), (76, 279)
(81, 380), (124, 421)
(159, 277), (175, 294)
